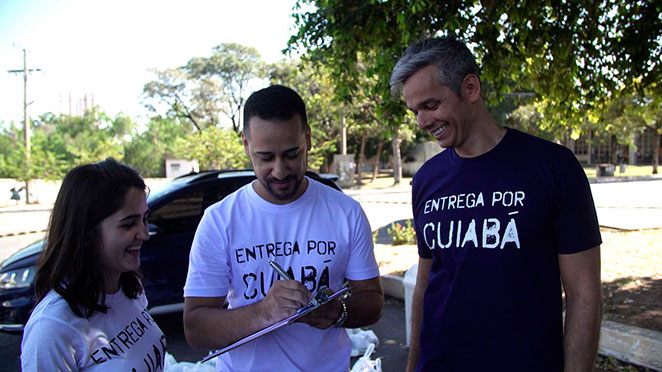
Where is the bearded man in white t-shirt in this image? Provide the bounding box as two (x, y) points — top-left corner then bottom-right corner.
(183, 85), (384, 372)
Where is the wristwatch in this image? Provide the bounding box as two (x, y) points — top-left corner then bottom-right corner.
(331, 297), (348, 328)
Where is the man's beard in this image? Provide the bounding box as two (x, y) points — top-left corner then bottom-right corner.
(263, 174), (304, 201)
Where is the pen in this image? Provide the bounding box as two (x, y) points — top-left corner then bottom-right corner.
(268, 260), (293, 280)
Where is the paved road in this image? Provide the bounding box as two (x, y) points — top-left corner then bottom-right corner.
(0, 297), (408, 372)
(1, 178), (660, 371)
(590, 180), (662, 230)
(349, 179), (662, 232)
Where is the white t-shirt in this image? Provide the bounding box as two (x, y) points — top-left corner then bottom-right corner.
(184, 177), (380, 372)
(21, 288), (167, 372)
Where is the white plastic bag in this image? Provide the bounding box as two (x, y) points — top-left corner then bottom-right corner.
(346, 328), (380, 357)
(164, 352), (216, 372)
(350, 343), (382, 372)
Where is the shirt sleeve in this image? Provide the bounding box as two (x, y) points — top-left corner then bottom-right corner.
(344, 203), (381, 280)
(184, 207), (232, 297)
(554, 149), (602, 254)
(412, 174), (433, 259)
(21, 316), (84, 371)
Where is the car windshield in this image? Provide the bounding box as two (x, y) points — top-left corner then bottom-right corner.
(148, 177), (193, 202)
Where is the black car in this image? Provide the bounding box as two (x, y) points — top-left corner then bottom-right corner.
(0, 170), (341, 332)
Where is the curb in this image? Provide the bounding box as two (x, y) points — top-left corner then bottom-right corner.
(588, 175), (662, 184)
(0, 229), (47, 238)
(0, 207), (52, 214)
(380, 274), (662, 371)
(599, 320), (662, 371)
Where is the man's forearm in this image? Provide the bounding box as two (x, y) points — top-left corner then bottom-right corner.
(343, 288), (384, 328)
(184, 301), (274, 350)
(405, 286), (424, 372)
(184, 305), (267, 350)
(559, 246), (602, 372)
(563, 292), (602, 371)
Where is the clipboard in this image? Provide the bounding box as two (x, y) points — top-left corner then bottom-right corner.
(201, 286), (350, 362)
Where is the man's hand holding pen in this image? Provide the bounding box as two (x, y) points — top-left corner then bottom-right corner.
(266, 260), (349, 330)
(259, 260), (311, 324)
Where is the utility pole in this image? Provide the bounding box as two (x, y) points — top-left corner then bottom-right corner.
(341, 112), (347, 155)
(8, 48), (41, 204)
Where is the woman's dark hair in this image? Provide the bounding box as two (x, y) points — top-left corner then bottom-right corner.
(34, 158), (147, 318)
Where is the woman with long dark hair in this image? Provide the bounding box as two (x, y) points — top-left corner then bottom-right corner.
(21, 158), (166, 371)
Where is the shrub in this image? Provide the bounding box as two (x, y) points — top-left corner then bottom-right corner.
(388, 220), (416, 245)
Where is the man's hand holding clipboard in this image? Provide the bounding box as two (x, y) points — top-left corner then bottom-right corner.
(201, 261), (351, 362)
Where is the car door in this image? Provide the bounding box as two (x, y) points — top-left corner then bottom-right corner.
(140, 176), (256, 310)
(141, 187), (205, 308)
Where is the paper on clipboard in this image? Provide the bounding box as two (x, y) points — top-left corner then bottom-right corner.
(201, 286), (350, 362)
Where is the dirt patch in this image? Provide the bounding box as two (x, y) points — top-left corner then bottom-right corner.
(600, 229), (662, 333)
(375, 228), (662, 333)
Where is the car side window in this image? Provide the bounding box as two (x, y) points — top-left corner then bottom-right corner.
(151, 189), (204, 234)
(201, 176), (255, 210)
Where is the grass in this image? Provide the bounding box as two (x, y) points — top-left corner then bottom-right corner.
(583, 165), (658, 179)
(347, 165), (658, 192)
(348, 173), (413, 190)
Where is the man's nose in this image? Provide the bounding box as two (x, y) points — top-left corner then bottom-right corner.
(417, 111), (432, 130)
(272, 157), (288, 179)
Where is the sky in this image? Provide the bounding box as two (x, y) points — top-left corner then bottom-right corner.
(0, 0), (301, 126)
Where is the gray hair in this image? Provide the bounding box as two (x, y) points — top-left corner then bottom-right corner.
(390, 37), (479, 97)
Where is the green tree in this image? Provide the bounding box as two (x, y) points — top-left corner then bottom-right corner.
(173, 126), (248, 170)
(288, 2), (418, 183)
(0, 122), (27, 179)
(268, 60), (341, 172)
(185, 43), (267, 132)
(143, 43), (267, 133)
(27, 108), (129, 179)
(600, 88), (662, 171)
(288, 0), (662, 170)
(123, 116), (193, 177)
(143, 68), (206, 131)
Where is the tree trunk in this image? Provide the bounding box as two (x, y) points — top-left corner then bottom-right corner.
(391, 128), (403, 185)
(371, 140), (384, 182)
(654, 132), (660, 175)
(586, 129), (594, 165)
(610, 135), (618, 164)
(231, 115), (239, 133)
(356, 135), (367, 185)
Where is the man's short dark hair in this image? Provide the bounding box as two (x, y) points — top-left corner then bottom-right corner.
(243, 85), (308, 136)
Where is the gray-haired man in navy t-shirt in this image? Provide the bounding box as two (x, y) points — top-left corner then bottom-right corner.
(390, 37), (602, 372)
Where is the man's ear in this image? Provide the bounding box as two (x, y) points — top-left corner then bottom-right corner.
(461, 74), (482, 103)
(242, 131), (250, 157)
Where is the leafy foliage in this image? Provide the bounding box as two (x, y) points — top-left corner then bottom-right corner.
(143, 43), (266, 133)
(0, 108), (133, 180)
(143, 68), (206, 131)
(185, 43), (266, 133)
(268, 60), (340, 172)
(123, 116), (193, 177)
(288, 0), (662, 139)
(388, 220), (417, 245)
(172, 126), (248, 171)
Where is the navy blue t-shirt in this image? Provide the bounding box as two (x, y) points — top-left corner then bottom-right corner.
(412, 128), (601, 372)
